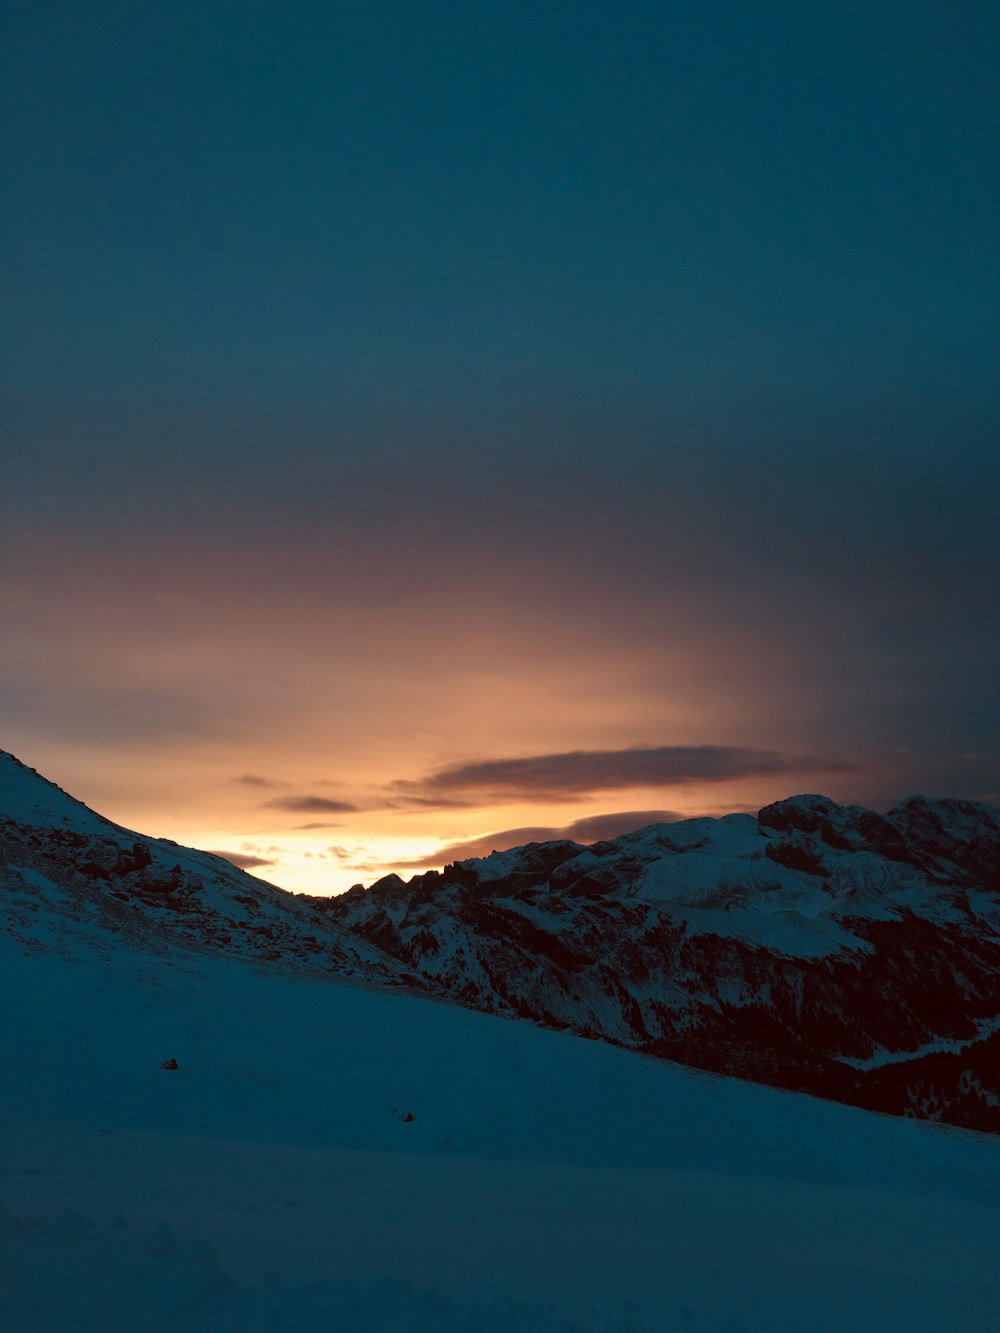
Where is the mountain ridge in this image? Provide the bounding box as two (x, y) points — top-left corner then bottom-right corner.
(3, 748), (998, 1133)
(0, 749), (415, 987)
(320, 787), (1000, 1133)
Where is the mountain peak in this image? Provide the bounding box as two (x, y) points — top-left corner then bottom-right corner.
(0, 749), (113, 833)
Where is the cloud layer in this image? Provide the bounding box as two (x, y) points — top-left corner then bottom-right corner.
(392, 809), (686, 869)
(208, 850), (275, 870)
(393, 745), (840, 805)
(264, 795), (359, 814)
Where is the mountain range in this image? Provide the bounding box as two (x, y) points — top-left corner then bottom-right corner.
(321, 789), (1000, 1133)
(3, 748), (1000, 1330)
(3, 750), (998, 1134)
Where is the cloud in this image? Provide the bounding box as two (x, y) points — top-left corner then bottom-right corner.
(392, 745), (839, 805)
(383, 794), (478, 811)
(263, 795), (359, 814)
(293, 821), (342, 830)
(562, 810), (686, 841)
(231, 773), (284, 788)
(207, 850), (276, 870)
(390, 808), (685, 870)
(697, 801), (765, 817)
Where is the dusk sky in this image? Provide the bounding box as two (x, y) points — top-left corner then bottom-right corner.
(3, 1), (998, 892)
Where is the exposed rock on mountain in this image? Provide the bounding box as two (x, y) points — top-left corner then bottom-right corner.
(0, 751), (413, 988)
(3, 749), (998, 1133)
(320, 794), (1000, 1133)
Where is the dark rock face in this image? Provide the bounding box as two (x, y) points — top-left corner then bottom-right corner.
(321, 796), (1000, 1134)
(887, 796), (1000, 890)
(758, 794), (912, 862)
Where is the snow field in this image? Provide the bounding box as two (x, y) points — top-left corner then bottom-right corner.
(2, 927), (1000, 1332)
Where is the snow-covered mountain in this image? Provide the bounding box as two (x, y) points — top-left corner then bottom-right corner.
(3, 753), (1000, 1330)
(321, 793), (1000, 1133)
(3, 750), (999, 1134)
(0, 750), (413, 988)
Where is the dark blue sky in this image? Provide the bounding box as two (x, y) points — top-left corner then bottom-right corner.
(2, 1), (998, 886)
(6, 1), (997, 414)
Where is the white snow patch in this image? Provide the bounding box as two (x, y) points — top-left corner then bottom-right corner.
(839, 1015), (1000, 1070)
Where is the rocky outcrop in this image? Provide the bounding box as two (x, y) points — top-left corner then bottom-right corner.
(321, 795), (1000, 1133)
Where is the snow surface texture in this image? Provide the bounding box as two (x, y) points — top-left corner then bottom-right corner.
(3, 915), (1000, 1332)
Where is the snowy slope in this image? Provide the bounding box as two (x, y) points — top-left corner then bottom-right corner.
(326, 794), (1000, 1132)
(0, 750), (412, 985)
(3, 906), (1000, 1332)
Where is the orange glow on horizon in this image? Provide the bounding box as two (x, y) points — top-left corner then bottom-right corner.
(3, 531), (907, 896)
(58, 770), (875, 897)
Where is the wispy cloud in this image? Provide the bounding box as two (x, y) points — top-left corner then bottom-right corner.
(382, 794), (477, 811)
(231, 773), (285, 788)
(390, 745), (844, 806)
(561, 810), (686, 842)
(207, 849), (276, 870)
(389, 808), (685, 870)
(263, 795), (359, 814)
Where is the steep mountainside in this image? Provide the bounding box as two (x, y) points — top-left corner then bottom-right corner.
(0, 751), (413, 989)
(322, 794), (1000, 1132)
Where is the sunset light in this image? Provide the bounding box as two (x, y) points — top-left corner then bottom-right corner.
(3, 2), (999, 1326)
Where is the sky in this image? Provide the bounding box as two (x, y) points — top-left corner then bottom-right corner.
(2, 1), (998, 893)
